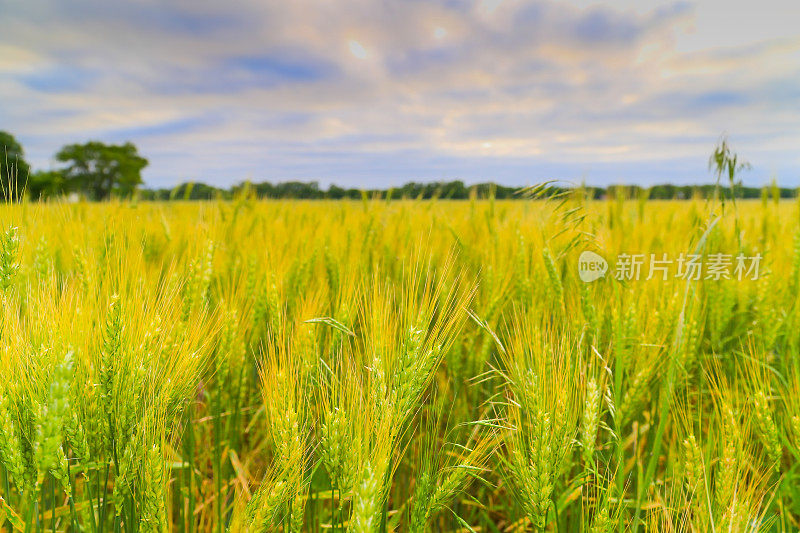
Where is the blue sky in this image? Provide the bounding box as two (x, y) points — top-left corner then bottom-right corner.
(1, 0), (799, 188)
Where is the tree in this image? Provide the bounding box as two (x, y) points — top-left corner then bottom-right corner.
(0, 131), (31, 199)
(56, 141), (148, 200)
(27, 170), (65, 200)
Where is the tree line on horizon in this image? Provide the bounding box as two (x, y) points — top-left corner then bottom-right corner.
(2, 130), (798, 201)
(143, 179), (799, 201)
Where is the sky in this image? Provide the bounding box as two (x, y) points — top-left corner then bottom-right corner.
(1, 0), (799, 189)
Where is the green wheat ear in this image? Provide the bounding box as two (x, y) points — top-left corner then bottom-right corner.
(140, 444), (168, 533)
(349, 461), (383, 533)
(37, 351), (74, 493)
(0, 225), (19, 291)
(320, 408), (358, 499)
(542, 247), (564, 307)
(753, 391), (782, 470)
(581, 376), (603, 464)
(0, 387), (24, 489)
(100, 294), (122, 454)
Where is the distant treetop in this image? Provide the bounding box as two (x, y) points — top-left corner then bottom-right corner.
(56, 141), (148, 201)
(0, 131), (31, 199)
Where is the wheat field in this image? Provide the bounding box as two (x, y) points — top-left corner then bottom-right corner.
(0, 191), (799, 532)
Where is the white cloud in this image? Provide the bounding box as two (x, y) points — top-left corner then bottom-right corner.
(348, 40), (369, 60)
